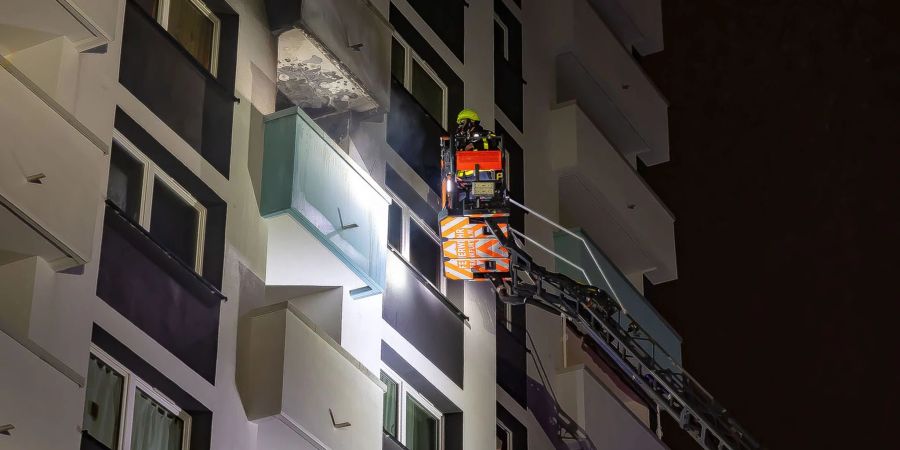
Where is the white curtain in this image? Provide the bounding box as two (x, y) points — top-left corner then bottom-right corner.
(130, 389), (184, 450)
(83, 355), (125, 449)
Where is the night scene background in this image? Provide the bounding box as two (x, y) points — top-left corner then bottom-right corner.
(640, 1), (900, 449)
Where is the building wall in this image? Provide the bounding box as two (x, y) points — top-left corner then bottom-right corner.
(0, 1), (677, 450)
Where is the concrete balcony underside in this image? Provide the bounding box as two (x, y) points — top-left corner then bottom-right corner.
(551, 102), (676, 284)
(557, 0), (669, 165)
(237, 302), (384, 450)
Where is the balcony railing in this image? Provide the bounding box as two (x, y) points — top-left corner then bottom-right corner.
(554, 228), (682, 367)
(261, 107), (391, 297)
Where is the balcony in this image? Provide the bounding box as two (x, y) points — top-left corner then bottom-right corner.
(0, 57), (106, 270)
(266, 0), (391, 114)
(555, 0), (669, 165)
(586, 0), (663, 55)
(555, 226), (681, 365)
(237, 302), (384, 450)
(261, 107), (391, 297)
(551, 102), (676, 283)
(556, 364), (666, 450)
(0, 0), (111, 56)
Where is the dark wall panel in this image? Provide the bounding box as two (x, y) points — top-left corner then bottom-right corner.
(497, 124), (524, 233)
(97, 207), (221, 383)
(119, 0), (237, 177)
(382, 257), (464, 386)
(381, 342), (462, 413)
(386, 164), (439, 231)
(405, 0), (465, 62)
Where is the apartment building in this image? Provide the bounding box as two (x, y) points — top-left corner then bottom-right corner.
(0, 0), (679, 449)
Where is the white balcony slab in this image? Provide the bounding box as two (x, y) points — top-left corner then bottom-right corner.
(557, 364), (666, 450)
(555, 0), (669, 165)
(0, 58), (106, 268)
(551, 102), (676, 283)
(238, 302), (384, 450)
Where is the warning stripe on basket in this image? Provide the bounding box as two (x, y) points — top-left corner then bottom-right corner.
(446, 258), (510, 274)
(442, 239), (509, 259)
(443, 260), (474, 280)
(440, 216), (509, 239)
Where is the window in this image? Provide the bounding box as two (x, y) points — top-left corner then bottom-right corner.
(388, 202), (404, 252)
(109, 131), (207, 271)
(494, 17), (509, 61)
(386, 190), (444, 292)
(409, 220), (441, 288)
(381, 368), (443, 450)
(392, 36), (448, 128)
(382, 372), (399, 438)
(82, 348), (191, 450)
(153, 0), (220, 72)
(496, 423), (511, 450)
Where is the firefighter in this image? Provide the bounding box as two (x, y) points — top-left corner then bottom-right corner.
(454, 108), (499, 150)
(452, 108), (502, 206)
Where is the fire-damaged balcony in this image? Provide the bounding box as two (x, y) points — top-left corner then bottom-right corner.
(551, 101), (676, 284)
(237, 302), (385, 450)
(555, 0), (669, 166)
(261, 107), (391, 298)
(265, 0), (391, 146)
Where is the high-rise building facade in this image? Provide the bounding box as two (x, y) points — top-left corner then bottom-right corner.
(0, 1), (680, 449)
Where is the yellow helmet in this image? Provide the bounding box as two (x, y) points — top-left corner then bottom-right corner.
(456, 108), (480, 124)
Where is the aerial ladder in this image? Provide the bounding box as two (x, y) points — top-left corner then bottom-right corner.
(439, 135), (761, 450)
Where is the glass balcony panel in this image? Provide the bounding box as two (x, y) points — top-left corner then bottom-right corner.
(554, 229), (682, 367)
(262, 107), (390, 296)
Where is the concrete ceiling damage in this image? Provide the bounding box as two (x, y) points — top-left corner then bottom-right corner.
(276, 28), (378, 117)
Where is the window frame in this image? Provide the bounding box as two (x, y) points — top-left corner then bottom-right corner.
(393, 34), (449, 129)
(386, 189), (445, 294)
(380, 366), (444, 450)
(111, 130), (208, 273)
(494, 15), (510, 61)
(87, 345), (193, 450)
(154, 0), (221, 74)
(496, 421), (513, 450)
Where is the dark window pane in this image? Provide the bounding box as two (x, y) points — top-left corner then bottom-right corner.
(388, 201), (403, 251)
(82, 355), (125, 449)
(406, 396), (438, 450)
(409, 221), (440, 287)
(496, 424), (510, 450)
(494, 21), (506, 61)
(381, 372), (399, 437)
(411, 60), (444, 125)
(167, 0), (215, 70)
(391, 38), (406, 82)
(108, 144), (144, 222)
(150, 179), (199, 266)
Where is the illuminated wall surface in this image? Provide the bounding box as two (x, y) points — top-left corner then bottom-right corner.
(261, 107), (390, 296)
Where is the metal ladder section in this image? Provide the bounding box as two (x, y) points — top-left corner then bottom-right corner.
(486, 204), (761, 450)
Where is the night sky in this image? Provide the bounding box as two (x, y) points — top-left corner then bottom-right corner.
(638, 1), (900, 449)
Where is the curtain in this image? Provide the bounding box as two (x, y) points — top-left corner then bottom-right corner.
(131, 389), (184, 450)
(83, 355), (125, 449)
(381, 373), (399, 437)
(406, 397), (438, 450)
(167, 0), (215, 70)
